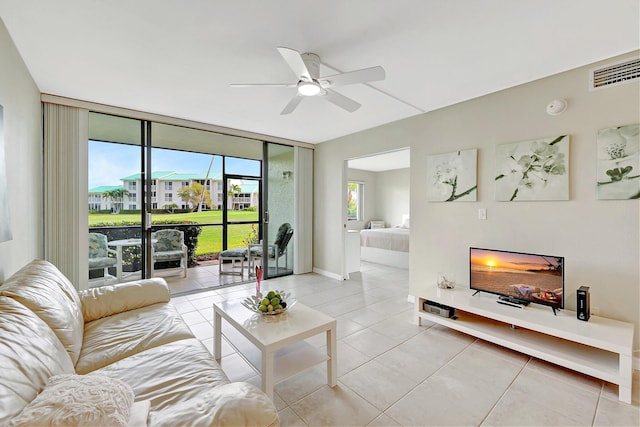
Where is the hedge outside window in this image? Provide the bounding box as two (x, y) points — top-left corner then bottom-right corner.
(347, 182), (364, 221)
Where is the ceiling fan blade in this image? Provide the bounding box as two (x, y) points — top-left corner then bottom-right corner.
(277, 47), (312, 81)
(323, 89), (361, 112)
(321, 66), (385, 88)
(281, 94), (304, 115)
(230, 83), (295, 88)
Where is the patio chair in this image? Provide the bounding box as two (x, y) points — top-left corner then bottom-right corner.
(249, 223), (293, 274)
(151, 229), (188, 278)
(88, 232), (117, 286)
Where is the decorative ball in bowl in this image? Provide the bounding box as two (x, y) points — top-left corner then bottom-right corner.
(241, 290), (296, 315)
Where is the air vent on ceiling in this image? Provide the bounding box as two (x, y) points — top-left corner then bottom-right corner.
(589, 57), (640, 91)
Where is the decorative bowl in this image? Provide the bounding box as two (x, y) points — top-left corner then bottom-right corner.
(241, 290), (296, 315)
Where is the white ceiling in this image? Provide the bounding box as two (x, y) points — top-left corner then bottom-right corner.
(0, 1), (638, 144)
(348, 149), (410, 172)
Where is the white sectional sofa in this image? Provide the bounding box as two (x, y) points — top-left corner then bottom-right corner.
(0, 259), (279, 426)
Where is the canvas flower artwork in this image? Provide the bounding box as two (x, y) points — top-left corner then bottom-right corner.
(495, 135), (569, 201)
(596, 124), (639, 200)
(426, 149), (477, 202)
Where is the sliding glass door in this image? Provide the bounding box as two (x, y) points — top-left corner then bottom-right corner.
(150, 123), (263, 289)
(87, 113), (295, 292)
(88, 113), (146, 286)
(262, 143), (294, 279)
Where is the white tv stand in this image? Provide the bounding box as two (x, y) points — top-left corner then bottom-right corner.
(415, 286), (634, 403)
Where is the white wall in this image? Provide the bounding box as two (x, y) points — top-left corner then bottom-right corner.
(346, 167), (410, 230)
(0, 18), (42, 281)
(315, 51), (640, 350)
(375, 168), (409, 228)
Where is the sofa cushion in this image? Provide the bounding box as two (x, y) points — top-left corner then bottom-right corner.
(79, 278), (171, 323)
(0, 297), (75, 424)
(9, 374), (135, 427)
(94, 338), (279, 427)
(76, 302), (194, 375)
(0, 259), (84, 365)
(130, 400), (150, 427)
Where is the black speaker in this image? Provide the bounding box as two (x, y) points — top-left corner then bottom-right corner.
(423, 300), (456, 318)
(577, 286), (590, 321)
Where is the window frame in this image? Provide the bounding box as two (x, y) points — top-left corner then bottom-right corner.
(347, 181), (364, 222)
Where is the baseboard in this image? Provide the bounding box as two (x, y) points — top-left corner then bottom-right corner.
(312, 267), (342, 281)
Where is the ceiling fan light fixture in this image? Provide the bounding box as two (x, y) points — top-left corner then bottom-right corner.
(234, 47), (386, 114)
(297, 81), (321, 96)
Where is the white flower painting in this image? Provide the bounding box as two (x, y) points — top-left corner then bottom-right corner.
(0, 104), (12, 243)
(426, 149), (477, 202)
(495, 135), (569, 201)
(596, 124), (639, 200)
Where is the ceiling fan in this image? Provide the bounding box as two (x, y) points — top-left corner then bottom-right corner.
(231, 47), (386, 115)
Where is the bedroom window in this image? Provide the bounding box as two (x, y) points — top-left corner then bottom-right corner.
(347, 182), (364, 221)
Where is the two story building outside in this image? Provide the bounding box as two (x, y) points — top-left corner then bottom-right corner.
(89, 171), (257, 212)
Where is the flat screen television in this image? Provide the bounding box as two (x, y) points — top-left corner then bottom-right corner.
(470, 247), (564, 311)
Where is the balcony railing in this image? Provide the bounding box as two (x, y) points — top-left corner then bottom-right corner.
(89, 223), (203, 276)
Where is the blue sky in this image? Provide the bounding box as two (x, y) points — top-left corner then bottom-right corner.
(88, 141), (260, 189)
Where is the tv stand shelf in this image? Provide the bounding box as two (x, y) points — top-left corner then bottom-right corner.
(416, 286), (634, 403)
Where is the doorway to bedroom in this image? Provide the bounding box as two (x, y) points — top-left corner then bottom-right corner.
(342, 148), (410, 279)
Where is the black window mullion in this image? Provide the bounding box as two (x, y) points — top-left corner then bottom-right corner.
(143, 121), (152, 277)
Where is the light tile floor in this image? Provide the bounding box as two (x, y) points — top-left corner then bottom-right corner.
(168, 262), (640, 426)
(161, 261), (292, 295)
(159, 261), (249, 295)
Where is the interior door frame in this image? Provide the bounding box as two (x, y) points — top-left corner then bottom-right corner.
(341, 159), (349, 280)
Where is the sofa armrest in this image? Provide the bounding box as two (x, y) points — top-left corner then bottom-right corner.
(79, 278), (171, 323)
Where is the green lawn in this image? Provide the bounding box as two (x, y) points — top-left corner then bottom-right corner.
(89, 211), (259, 256)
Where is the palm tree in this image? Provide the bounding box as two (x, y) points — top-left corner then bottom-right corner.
(102, 188), (129, 214)
(227, 184), (242, 210)
(163, 203), (178, 213)
(178, 182), (211, 212)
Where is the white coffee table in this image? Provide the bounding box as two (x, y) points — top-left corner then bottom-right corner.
(213, 300), (337, 399)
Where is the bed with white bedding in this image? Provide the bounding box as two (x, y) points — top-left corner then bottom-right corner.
(360, 219), (409, 268)
(360, 227), (410, 252)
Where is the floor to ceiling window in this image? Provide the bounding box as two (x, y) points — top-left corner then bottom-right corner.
(87, 112), (288, 294)
(88, 113), (146, 286)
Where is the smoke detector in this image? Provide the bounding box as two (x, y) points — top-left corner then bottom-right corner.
(546, 99), (568, 116)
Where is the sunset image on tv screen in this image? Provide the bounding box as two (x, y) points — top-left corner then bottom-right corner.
(470, 248), (563, 308)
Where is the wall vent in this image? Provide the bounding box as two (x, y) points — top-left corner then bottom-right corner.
(590, 57), (640, 91)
